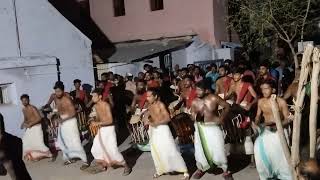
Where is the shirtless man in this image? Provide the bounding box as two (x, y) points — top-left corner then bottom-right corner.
(20, 94), (52, 161)
(226, 68), (258, 111)
(215, 65), (233, 99)
(225, 68), (257, 162)
(85, 88), (131, 175)
(49, 81), (88, 169)
(130, 80), (148, 112)
(180, 76), (197, 111)
(191, 81), (233, 180)
(145, 88), (189, 179)
(252, 79), (293, 180)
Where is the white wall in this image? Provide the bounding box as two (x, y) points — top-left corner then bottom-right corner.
(15, 0), (94, 91)
(0, 0), (20, 57)
(0, 63), (57, 137)
(172, 49), (187, 68)
(186, 37), (213, 64)
(0, 0), (94, 137)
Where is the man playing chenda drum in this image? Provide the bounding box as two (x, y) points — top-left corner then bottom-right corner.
(86, 88), (131, 175)
(252, 79), (293, 180)
(191, 80), (233, 180)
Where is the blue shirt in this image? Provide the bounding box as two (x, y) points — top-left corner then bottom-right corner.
(205, 71), (219, 90)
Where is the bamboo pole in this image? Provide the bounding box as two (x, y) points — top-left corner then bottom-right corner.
(291, 44), (313, 172)
(270, 95), (296, 179)
(309, 48), (320, 158)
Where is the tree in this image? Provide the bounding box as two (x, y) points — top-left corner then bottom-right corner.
(228, 0), (317, 72)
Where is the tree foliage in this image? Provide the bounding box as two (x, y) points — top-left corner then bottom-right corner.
(228, 0), (318, 69)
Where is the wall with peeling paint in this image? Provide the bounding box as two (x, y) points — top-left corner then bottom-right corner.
(0, 0), (94, 137)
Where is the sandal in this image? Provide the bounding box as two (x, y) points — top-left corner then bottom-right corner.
(87, 165), (106, 174)
(63, 159), (76, 166)
(80, 163), (90, 170)
(192, 170), (205, 179)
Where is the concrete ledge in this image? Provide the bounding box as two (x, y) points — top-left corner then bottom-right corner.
(0, 56), (57, 70)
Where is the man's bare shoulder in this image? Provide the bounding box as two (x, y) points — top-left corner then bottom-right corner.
(276, 97), (287, 105)
(206, 94), (220, 101)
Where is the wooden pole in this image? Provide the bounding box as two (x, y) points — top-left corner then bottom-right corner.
(291, 44), (313, 175)
(309, 48), (320, 158)
(270, 95), (296, 179)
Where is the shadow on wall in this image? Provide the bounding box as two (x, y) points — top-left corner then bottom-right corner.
(48, 0), (116, 61)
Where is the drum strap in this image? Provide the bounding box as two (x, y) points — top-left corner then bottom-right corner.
(223, 77), (232, 98)
(236, 83), (253, 104)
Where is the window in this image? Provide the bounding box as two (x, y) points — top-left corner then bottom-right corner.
(0, 84), (13, 105)
(150, 0), (164, 11)
(113, 0), (125, 17)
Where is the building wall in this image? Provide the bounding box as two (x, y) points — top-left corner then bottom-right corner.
(90, 0), (227, 46)
(0, 0), (94, 137)
(0, 64), (57, 137)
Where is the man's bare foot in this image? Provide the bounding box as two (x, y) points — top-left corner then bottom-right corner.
(222, 172), (234, 180)
(63, 159), (76, 166)
(182, 173), (190, 180)
(122, 166), (132, 176)
(192, 169), (205, 179)
(80, 163), (90, 170)
(153, 173), (161, 179)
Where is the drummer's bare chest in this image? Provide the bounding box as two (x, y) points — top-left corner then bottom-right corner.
(55, 98), (68, 111)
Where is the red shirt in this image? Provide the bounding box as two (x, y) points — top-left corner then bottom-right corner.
(103, 82), (113, 99)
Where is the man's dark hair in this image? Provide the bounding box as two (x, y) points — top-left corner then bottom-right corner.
(53, 81), (64, 91)
(195, 80), (209, 90)
(260, 79), (277, 89)
(20, 94), (29, 100)
(147, 88), (160, 98)
(92, 88), (104, 96)
(233, 67), (245, 74)
(260, 61), (270, 69)
(184, 75), (194, 81)
(73, 79), (81, 84)
(210, 63), (217, 69)
(101, 72), (108, 77)
(181, 68), (188, 72)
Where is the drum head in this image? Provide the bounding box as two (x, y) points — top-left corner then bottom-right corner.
(130, 115), (141, 124)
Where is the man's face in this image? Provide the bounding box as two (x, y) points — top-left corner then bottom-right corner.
(174, 65), (179, 71)
(194, 68), (200, 74)
(54, 88), (64, 98)
(21, 98), (29, 106)
(259, 66), (268, 76)
(260, 84), (273, 98)
(108, 74), (114, 81)
(218, 67), (226, 76)
(74, 82), (81, 89)
(181, 70), (188, 78)
(196, 87), (205, 98)
(153, 72), (160, 79)
(137, 82), (145, 92)
(211, 66), (217, 73)
(91, 93), (101, 103)
(101, 75), (108, 81)
(233, 73), (242, 82)
(184, 78), (192, 88)
(146, 91), (156, 104)
(98, 82), (104, 89)
(138, 72), (144, 80)
(145, 73), (152, 81)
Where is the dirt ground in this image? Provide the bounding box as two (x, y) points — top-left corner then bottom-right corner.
(3, 137), (259, 180)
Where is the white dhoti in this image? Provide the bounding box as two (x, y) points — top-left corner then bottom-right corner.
(91, 126), (125, 166)
(254, 128), (293, 180)
(57, 116), (87, 162)
(149, 125), (188, 175)
(194, 122), (228, 172)
(23, 124), (51, 160)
